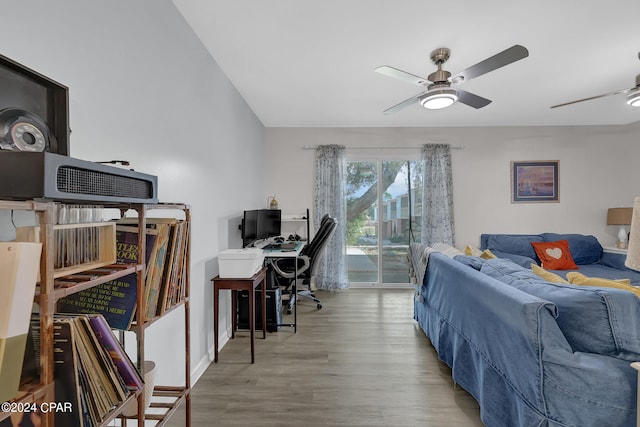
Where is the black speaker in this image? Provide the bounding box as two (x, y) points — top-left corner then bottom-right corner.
(0, 151), (157, 203)
(237, 288), (282, 333)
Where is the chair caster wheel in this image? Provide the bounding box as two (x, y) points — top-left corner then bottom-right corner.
(317, 303), (322, 310)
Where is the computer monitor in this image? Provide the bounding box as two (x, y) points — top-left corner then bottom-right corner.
(241, 209), (281, 247)
(241, 209), (259, 247)
(257, 209), (281, 239)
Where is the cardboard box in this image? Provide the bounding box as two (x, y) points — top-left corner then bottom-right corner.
(218, 248), (264, 278)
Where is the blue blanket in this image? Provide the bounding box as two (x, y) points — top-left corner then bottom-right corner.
(413, 251), (637, 427)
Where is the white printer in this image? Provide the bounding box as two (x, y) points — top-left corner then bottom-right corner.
(217, 248), (265, 278)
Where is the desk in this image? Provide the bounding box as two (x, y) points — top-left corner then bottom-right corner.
(212, 267), (267, 363)
(263, 242), (304, 333)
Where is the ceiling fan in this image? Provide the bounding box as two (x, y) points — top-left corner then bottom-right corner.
(374, 44), (529, 114)
(551, 53), (640, 109)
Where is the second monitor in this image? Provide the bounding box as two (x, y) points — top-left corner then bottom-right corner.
(242, 209), (281, 247)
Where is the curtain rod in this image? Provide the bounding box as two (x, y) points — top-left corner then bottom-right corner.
(302, 144), (464, 150)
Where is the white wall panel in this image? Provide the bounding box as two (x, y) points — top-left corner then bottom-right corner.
(266, 124), (640, 249)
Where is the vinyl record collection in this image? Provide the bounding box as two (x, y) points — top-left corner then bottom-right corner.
(57, 217), (190, 329)
(19, 313), (141, 427)
(54, 204), (104, 269)
(54, 313), (141, 426)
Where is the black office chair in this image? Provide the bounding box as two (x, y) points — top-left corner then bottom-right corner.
(269, 216), (337, 313)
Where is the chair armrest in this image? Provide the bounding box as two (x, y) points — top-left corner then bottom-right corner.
(269, 256), (311, 279)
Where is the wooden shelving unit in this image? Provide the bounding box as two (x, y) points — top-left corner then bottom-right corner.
(0, 200), (56, 427)
(0, 201), (191, 427)
(113, 202), (191, 427)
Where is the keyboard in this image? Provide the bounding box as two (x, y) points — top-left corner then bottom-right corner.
(264, 242), (297, 250)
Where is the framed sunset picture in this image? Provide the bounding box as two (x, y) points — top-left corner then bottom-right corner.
(511, 160), (559, 203)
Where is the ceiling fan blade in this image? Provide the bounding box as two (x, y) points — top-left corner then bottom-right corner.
(382, 92), (427, 114)
(451, 45), (529, 83)
(550, 87), (632, 108)
(374, 66), (430, 86)
(456, 89), (492, 109)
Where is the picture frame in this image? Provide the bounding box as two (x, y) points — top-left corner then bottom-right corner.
(511, 160), (559, 203)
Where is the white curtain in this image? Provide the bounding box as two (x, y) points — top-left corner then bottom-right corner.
(421, 144), (455, 246)
(313, 145), (348, 290)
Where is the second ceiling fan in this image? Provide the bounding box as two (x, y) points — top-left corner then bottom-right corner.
(374, 44), (529, 114)
(550, 52), (640, 109)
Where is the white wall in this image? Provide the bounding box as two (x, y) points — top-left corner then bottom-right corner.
(266, 124), (640, 249)
(0, 1), (265, 385)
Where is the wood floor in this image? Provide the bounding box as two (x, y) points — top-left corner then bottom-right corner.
(167, 288), (483, 427)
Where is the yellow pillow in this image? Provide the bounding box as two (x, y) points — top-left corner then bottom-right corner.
(464, 245), (497, 260)
(480, 249), (497, 260)
(531, 264), (568, 283)
(566, 272), (640, 298)
(464, 244), (482, 256)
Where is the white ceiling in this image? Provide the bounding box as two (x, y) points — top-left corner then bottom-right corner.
(172, 0), (640, 128)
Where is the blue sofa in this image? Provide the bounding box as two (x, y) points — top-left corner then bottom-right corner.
(480, 233), (640, 285)
(411, 246), (639, 427)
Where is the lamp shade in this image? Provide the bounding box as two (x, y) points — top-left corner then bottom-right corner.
(607, 207), (633, 225)
(625, 197), (640, 271)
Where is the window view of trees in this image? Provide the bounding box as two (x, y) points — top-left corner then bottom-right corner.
(346, 160), (422, 284)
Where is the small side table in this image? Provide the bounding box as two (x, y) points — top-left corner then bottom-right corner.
(212, 267), (267, 363)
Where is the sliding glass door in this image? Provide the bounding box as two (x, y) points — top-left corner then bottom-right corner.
(346, 157), (422, 287)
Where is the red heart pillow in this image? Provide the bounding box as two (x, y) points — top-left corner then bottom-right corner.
(531, 240), (578, 270)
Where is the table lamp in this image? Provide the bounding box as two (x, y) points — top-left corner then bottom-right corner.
(607, 207), (633, 249)
(625, 198), (640, 270)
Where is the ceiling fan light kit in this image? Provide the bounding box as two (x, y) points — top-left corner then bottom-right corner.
(419, 87), (458, 109)
(626, 88), (640, 107)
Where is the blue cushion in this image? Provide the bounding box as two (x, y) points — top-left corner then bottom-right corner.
(453, 255), (486, 270)
(483, 234), (543, 260)
(541, 233), (602, 265)
(479, 257), (547, 284)
(481, 258), (640, 361)
(490, 249), (538, 268)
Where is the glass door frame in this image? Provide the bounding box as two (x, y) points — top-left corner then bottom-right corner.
(346, 152), (420, 289)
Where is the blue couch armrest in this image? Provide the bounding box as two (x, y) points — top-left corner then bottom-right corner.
(601, 250), (629, 270)
(599, 251), (640, 286)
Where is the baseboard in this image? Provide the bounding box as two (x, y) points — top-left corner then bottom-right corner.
(191, 333), (230, 384)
